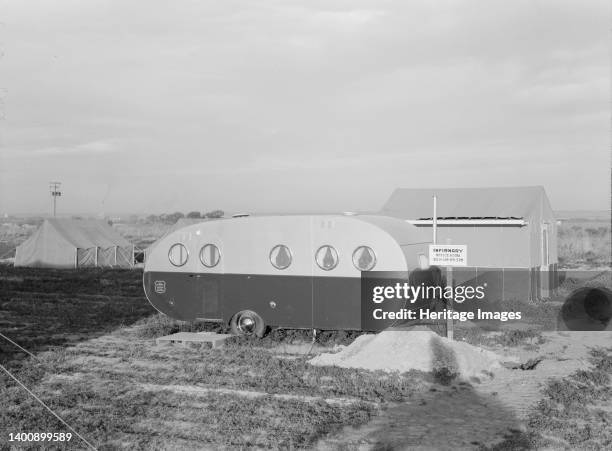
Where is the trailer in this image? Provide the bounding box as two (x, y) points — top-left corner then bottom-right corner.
(143, 214), (432, 335)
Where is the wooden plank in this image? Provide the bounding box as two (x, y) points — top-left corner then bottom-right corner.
(155, 332), (232, 348)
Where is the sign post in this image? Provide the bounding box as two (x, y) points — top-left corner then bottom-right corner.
(445, 239), (453, 340)
(432, 195), (437, 245)
(428, 243), (467, 341)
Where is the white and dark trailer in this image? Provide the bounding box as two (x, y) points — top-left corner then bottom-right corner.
(143, 214), (432, 334)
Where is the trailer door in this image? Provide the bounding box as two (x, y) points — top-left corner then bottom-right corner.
(192, 275), (222, 320)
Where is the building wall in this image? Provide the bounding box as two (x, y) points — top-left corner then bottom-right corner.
(420, 225), (531, 268)
(452, 267), (533, 303)
(419, 221), (558, 301)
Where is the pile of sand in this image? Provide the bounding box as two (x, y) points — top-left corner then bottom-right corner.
(309, 330), (504, 379)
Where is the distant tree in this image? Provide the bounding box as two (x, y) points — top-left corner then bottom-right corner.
(164, 212), (185, 224)
(187, 211), (201, 219)
(146, 214), (159, 223)
(204, 210), (224, 219)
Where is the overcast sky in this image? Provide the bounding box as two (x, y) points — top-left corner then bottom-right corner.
(0, 0), (609, 216)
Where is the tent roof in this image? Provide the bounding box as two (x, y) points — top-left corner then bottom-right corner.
(381, 186), (551, 221)
(45, 218), (132, 248)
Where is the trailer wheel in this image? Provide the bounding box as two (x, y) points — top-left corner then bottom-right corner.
(230, 310), (266, 337)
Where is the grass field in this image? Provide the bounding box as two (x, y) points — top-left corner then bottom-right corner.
(0, 323), (408, 449)
(558, 219), (611, 269)
(0, 267), (154, 367)
(1, 264), (610, 448)
(0, 266), (431, 449)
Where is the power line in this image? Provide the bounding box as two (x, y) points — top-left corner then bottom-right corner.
(0, 333), (97, 449)
(0, 332), (38, 359)
(0, 363), (98, 451)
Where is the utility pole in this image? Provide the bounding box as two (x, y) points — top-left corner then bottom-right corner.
(49, 181), (62, 216)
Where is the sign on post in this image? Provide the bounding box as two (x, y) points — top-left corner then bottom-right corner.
(428, 244), (467, 267)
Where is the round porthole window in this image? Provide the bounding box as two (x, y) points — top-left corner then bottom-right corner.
(270, 244), (292, 270)
(315, 245), (339, 271)
(200, 244), (221, 268)
(168, 243), (188, 267)
(353, 246), (376, 271)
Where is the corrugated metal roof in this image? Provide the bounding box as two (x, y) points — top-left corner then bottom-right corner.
(381, 186), (551, 221)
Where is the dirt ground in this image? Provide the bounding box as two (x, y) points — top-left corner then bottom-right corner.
(1, 266), (610, 449)
(0, 322), (406, 449)
(315, 331), (612, 450)
(2, 321), (609, 450)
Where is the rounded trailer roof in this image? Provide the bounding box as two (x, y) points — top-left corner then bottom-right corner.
(144, 214), (431, 276)
(354, 215), (432, 246)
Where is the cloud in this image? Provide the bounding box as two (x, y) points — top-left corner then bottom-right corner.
(37, 140), (117, 155)
(2, 139), (119, 158)
(0, 0), (609, 213)
(310, 8), (386, 29)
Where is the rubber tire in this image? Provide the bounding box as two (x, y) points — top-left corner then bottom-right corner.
(230, 310), (266, 338)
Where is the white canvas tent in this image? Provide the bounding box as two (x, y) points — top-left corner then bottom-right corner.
(14, 218), (134, 268)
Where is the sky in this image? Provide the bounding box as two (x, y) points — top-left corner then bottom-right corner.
(0, 0), (610, 216)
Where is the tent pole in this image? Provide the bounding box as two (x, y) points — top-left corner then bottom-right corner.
(95, 247), (98, 267)
(74, 249), (78, 269)
(114, 246), (117, 266)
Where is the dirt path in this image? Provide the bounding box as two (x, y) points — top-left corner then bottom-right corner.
(474, 331), (609, 418)
(315, 331), (612, 450)
(316, 383), (523, 450)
